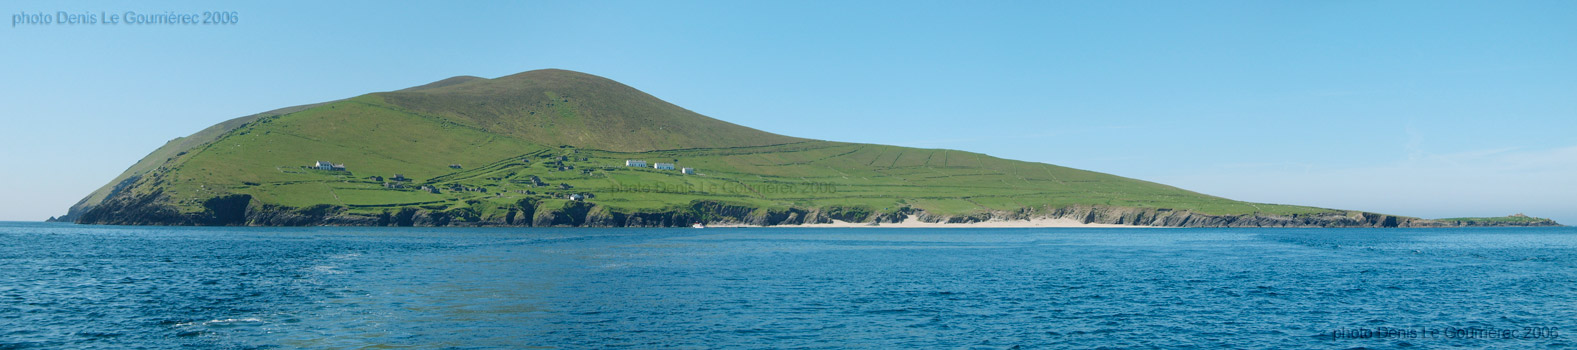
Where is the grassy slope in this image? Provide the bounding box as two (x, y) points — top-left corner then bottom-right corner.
(63, 102), (330, 217)
(150, 95), (544, 211)
(90, 69), (1343, 223)
(378, 69), (806, 152)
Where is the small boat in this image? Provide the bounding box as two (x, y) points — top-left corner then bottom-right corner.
(692, 222), (705, 229)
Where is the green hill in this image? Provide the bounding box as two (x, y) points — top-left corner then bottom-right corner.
(63, 69), (1534, 227)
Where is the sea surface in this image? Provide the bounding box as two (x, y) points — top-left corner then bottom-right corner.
(2, 222), (1574, 349)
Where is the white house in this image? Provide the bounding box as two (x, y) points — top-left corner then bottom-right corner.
(315, 161), (334, 170)
(681, 167), (695, 175)
(568, 193), (584, 201)
(654, 162), (676, 170)
(625, 160), (647, 167)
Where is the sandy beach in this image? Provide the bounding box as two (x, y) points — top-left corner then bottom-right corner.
(709, 216), (1146, 228)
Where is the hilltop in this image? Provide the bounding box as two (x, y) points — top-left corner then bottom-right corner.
(56, 69), (1560, 228)
(379, 69), (806, 152)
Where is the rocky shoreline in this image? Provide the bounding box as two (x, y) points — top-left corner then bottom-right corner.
(67, 191), (1562, 228)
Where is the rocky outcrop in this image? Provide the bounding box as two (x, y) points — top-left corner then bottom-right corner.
(1037, 205), (1430, 228)
(908, 205), (1563, 228)
(584, 205), (619, 227)
(77, 189), (190, 225)
(1431, 216), (1563, 227)
(76, 190), (258, 226)
(241, 204), (330, 226)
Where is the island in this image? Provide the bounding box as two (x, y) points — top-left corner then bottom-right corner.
(50, 69), (1562, 228)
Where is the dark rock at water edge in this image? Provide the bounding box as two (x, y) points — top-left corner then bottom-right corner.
(75, 190), (1558, 228)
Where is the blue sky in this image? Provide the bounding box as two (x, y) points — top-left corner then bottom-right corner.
(2, 0), (1573, 223)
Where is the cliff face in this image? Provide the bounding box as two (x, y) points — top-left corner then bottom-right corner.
(77, 195), (819, 228)
(81, 195), (1550, 228)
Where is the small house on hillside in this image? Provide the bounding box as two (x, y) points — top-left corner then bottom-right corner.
(314, 161), (346, 171)
(681, 167), (695, 175)
(625, 160), (647, 167)
(391, 174), (409, 181)
(654, 163), (676, 170)
(568, 193), (584, 201)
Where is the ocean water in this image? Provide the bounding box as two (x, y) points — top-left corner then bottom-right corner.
(2, 222), (1574, 349)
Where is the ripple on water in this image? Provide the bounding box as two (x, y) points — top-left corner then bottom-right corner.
(2, 224), (1575, 349)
